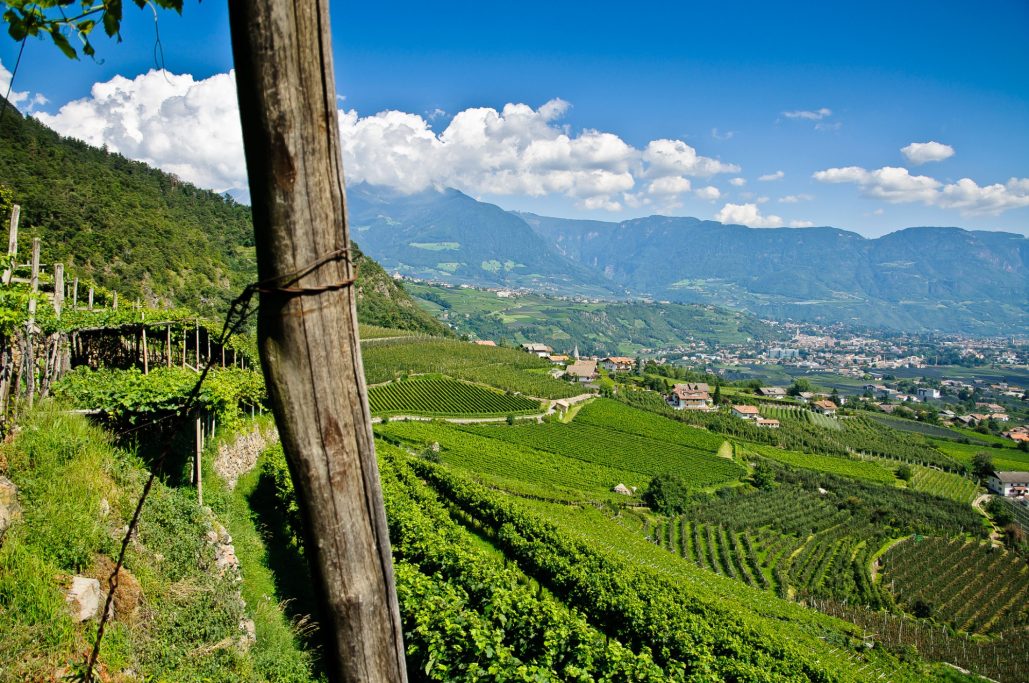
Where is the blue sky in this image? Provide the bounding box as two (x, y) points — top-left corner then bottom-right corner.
(2, 0), (1028, 236)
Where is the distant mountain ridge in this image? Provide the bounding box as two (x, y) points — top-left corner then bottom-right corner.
(347, 184), (1027, 334)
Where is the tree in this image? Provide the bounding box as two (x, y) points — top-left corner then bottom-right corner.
(751, 463), (776, 490)
(896, 463), (913, 482)
(787, 378), (812, 396)
(713, 384), (722, 405)
(6, 3), (409, 681)
(972, 452), (994, 480)
(830, 387), (840, 405)
(642, 473), (690, 515)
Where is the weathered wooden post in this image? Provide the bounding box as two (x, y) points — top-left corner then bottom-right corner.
(194, 320), (200, 366)
(25, 238), (39, 408)
(229, 2), (407, 680)
(166, 325), (172, 368)
(194, 415), (203, 506)
(2, 204), (19, 286)
(54, 264), (64, 319)
(72, 277), (79, 309)
(88, 287), (94, 310)
(112, 292), (118, 310)
(141, 326), (149, 374)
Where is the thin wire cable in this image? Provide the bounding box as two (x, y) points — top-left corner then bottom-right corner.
(83, 246), (357, 682)
(0, 37), (27, 125)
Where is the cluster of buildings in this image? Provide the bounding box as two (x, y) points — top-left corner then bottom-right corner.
(517, 342), (638, 385)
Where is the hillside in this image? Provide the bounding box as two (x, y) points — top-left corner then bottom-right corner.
(407, 281), (781, 354)
(337, 184), (1027, 334)
(0, 103), (448, 336)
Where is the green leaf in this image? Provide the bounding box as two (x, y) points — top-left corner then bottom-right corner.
(49, 27), (79, 59)
(103, 0), (123, 37)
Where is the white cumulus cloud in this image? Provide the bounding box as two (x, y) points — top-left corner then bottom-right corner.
(35, 69), (741, 213)
(901, 141), (955, 165)
(694, 186), (721, 201)
(813, 165), (1029, 215)
(758, 170), (785, 181)
(35, 70), (246, 194)
(0, 59), (46, 111)
(714, 202), (784, 228)
(789, 220), (815, 228)
(729, 177), (746, 187)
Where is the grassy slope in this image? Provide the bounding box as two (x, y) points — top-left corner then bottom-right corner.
(0, 406), (314, 682)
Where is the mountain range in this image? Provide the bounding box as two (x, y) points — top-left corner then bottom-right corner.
(347, 184), (1028, 335)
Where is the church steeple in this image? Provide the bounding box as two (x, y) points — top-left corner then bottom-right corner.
(573, 344), (580, 360)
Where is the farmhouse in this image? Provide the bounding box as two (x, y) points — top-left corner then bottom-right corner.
(667, 383), (714, 411)
(732, 405), (761, 420)
(548, 354), (570, 364)
(521, 342), (553, 358)
(1002, 426), (1029, 443)
(756, 418), (780, 429)
(916, 387), (940, 402)
(474, 340), (497, 346)
(813, 400), (837, 416)
(600, 356), (636, 372)
(758, 387), (788, 399)
(565, 359), (598, 383)
(986, 471), (1029, 497)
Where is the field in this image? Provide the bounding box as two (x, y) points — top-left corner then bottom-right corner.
(865, 412), (987, 442)
(739, 443), (898, 484)
(358, 324), (425, 339)
(760, 404), (843, 431)
(574, 399), (728, 451)
(457, 420), (745, 488)
(375, 420), (647, 501)
(368, 377), (541, 417)
(929, 438), (1029, 472)
(908, 465), (979, 503)
(361, 337), (582, 398)
(880, 536), (1029, 634)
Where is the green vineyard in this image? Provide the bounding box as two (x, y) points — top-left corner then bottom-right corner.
(368, 377), (541, 417)
(458, 419), (745, 488)
(880, 536), (1029, 634)
(908, 465), (979, 503)
(362, 337), (582, 398)
(760, 404), (843, 431)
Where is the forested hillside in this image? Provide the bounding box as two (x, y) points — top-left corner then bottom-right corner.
(0, 102), (447, 335)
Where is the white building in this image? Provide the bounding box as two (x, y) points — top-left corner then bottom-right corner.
(986, 471), (1029, 497)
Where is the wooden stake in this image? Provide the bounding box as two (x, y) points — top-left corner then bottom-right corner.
(195, 320), (200, 366)
(195, 416), (203, 506)
(72, 277), (79, 309)
(166, 325), (172, 368)
(229, 3), (406, 679)
(25, 238), (39, 409)
(141, 327), (149, 374)
(53, 264), (64, 319)
(2, 204), (19, 286)
(181, 325), (187, 367)
(88, 287), (94, 310)
(112, 292), (118, 310)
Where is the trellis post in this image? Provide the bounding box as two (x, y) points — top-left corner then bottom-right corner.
(2, 204), (19, 286)
(54, 264), (64, 319)
(25, 238), (39, 408)
(228, 1), (407, 679)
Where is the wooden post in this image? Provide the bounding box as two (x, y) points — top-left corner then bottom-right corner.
(181, 325), (187, 367)
(112, 292), (118, 310)
(88, 287), (94, 310)
(195, 320), (200, 366)
(25, 238), (39, 408)
(72, 277), (79, 309)
(141, 327), (149, 374)
(195, 416), (203, 506)
(53, 264), (64, 319)
(166, 325), (172, 368)
(229, 3), (407, 680)
(2, 204), (19, 286)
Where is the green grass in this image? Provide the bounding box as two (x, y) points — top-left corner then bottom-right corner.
(929, 438), (1029, 472)
(739, 443), (897, 485)
(0, 405), (316, 682)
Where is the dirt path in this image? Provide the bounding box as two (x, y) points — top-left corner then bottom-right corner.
(972, 494), (1005, 547)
